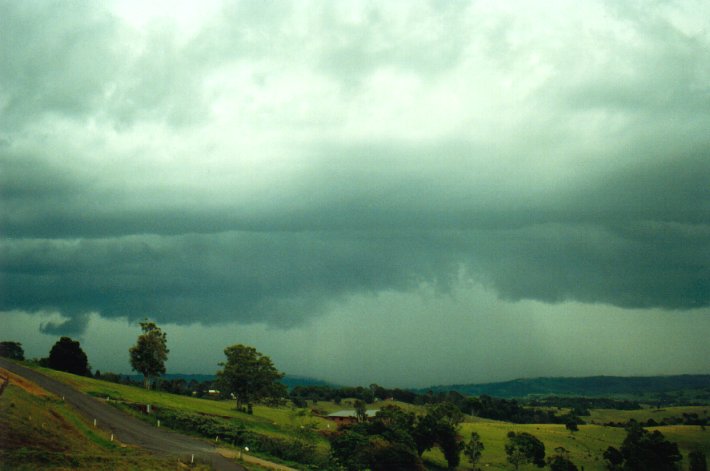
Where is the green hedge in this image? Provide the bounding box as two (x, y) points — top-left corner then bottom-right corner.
(152, 408), (319, 465)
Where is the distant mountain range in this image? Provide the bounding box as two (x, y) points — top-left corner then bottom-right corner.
(418, 375), (710, 399)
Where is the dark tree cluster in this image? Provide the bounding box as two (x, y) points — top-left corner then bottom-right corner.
(547, 447), (579, 471)
(0, 341), (24, 360)
(602, 412), (708, 428)
(604, 420), (682, 471)
(156, 377), (220, 398)
(329, 403), (465, 471)
(47, 337), (91, 376)
(505, 431), (546, 469)
(290, 383), (420, 406)
(464, 395), (586, 425)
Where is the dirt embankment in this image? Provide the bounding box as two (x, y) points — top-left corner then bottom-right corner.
(0, 367), (52, 397)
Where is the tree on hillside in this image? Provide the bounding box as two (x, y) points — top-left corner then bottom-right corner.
(0, 341), (24, 360)
(505, 431), (546, 469)
(48, 337), (90, 376)
(216, 344), (286, 410)
(619, 420), (682, 471)
(463, 431), (485, 470)
(129, 320), (169, 389)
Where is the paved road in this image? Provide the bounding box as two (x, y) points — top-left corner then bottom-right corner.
(0, 358), (246, 471)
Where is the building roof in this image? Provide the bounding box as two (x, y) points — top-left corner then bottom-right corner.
(327, 409), (379, 418)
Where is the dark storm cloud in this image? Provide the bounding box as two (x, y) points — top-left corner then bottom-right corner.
(2, 139), (709, 330)
(39, 312), (90, 336)
(0, 231), (463, 328)
(1, 0), (710, 335)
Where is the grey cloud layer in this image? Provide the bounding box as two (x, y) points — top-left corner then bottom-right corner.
(1, 1), (709, 333)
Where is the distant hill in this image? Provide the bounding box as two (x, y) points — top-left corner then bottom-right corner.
(281, 375), (336, 390)
(123, 373), (216, 383)
(419, 375), (710, 399)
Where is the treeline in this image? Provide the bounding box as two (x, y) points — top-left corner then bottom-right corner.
(290, 385), (584, 425)
(95, 370), (223, 399)
(290, 384), (416, 406)
(464, 395), (585, 425)
(527, 396), (642, 414)
(600, 412), (709, 428)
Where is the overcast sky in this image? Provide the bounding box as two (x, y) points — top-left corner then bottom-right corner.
(2, 0), (709, 388)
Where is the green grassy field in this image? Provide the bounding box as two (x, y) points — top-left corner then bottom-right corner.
(10, 366), (710, 470)
(0, 379), (208, 470)
(422, 419), (710, 470)
(584, 405), (710, 424)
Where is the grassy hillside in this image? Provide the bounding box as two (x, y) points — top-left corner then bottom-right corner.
(39, 366), (331, 438)
(0, 368), (207, 470)
(12, 365), (710, 471)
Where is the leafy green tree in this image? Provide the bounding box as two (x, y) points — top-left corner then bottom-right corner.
(216, 344), (286, 410)
(412, 412), (439, 455)
(620, 420), (682, 471)
(369, 405), (418, 450)
(505, 431), (546, 469)
(428, 401), (465, 428)
(329, 407), (425, 471)
(463, 431), (485, 470)
(330, 428), (371, 471)
(411, 403), (463, 469)
(48, 337), (90, 376)
(565, 421), (579, 432)
(129, 320), (169, 389)
(437, 423), (463, 469)
(0, 341), (24, 360)
(689, 450), (707, 471)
